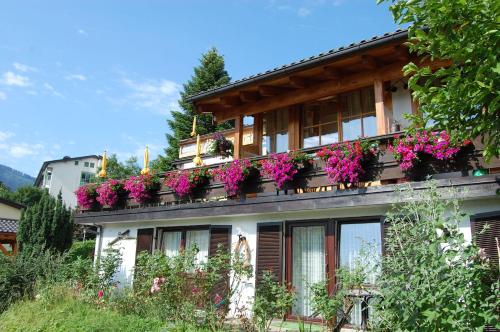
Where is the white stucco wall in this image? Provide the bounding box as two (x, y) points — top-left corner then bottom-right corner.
(94, 196), (499, 317)
(40, 157), (100, 208)
(0, 202), (22, 220)
(391, 80), (413, 130)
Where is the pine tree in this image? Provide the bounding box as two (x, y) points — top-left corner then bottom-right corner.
(17, 190), (73, 254)
(153, 48), (231, 171)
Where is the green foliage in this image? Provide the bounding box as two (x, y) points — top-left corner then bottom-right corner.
(0, 163), (35, 191)
(95, 154), (141, 181)
(0, 250), (65, 313)
(252, 271), (295, 331)
(373, 182), (499, 331)
(379, 0), (500, 160)
(65, 240), (95, 262)
(0, 285), (166, 332)
(0, 185), (43, 207)
(155, 48), (232, 172)
(17, 191), (73, 254)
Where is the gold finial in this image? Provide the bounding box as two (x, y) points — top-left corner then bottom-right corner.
(98, 150), (107, 178)
(140, 146), (150, 175)
(193, 134), (203, 166)
(190, 115), (197, 137)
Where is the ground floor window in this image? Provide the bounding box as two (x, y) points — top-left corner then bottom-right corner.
(158, 227), (210, 265)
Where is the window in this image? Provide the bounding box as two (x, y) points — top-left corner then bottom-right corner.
(159, 227), (210, 265)
(74, 161), (79, 166)
(302, 98), (339, 148)
(84, 162), (89, 167)
(80, 171), (94, 185)
(262, 108), (288, 155)
(44, 167), (53, 188)
(300, 87), (377, 148)
(90, 162), (95, 168)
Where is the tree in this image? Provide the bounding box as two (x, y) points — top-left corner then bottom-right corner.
(0, 185), (43, 207)
(379, 0), (500, 160)
(17, 190), (73, 254)
(374, 182), (499, 330)
(95, 154), (141, 180)
(154, 48), (231, 171)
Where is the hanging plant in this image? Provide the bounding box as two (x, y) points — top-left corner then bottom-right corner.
(208, 132), (233, 158)
(75, 183), (98, 209)
(316, 139), (379, 186)
(260, 152), (313, 189)
(388, 130), (467, 171)
(124, 174), (160, 204)
(164, 168), (212, 198)
(213, 159), (257, 196)
(96, 179), (124, 207)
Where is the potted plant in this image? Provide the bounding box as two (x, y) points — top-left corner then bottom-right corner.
(96, 179), (125, 208)
(316, 139), (379, 189)
(75, 183), (98, 211)
(259, 151), (313, 192)
(124, 174), (160, 205)
(213, 159), (258, 198)
(208, 132), (233, 158)
(164, 168), (212, 201)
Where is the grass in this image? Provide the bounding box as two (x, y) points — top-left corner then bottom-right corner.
(0, 286), (166, 332)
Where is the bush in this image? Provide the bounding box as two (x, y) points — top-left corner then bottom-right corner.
(65, 240), (95, 262)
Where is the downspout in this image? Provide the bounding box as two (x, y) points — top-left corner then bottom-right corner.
(94, 223), (103, 265)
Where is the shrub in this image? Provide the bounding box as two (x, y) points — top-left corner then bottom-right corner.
(65, 240), (95, 262)
(373, 182), (499, 331)
(252, 271), (295, 331)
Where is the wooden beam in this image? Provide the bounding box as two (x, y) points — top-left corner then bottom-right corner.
(258, 85), (289, 97)
(239, 91), (260, 103)
(361, 55), (378, 70)
(233, 115), (244, 159)
(288, 76), (310, 88)
(215, 58), (451, 122)
(219, 96), (241, 106)
(253, 113), (263, 155)
(374, 79), (387, 135)
(197, 104), (222, 113)
(323, 66), (341, 80)
(394, 45), (410, 62)
(288, 105), (301, 150)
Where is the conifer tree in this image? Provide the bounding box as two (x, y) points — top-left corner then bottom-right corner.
(17, 190), (73, 254)
(153, 48), (231, 171)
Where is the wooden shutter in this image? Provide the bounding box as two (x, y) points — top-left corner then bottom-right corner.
(381, 218), (391, 256)
(209, 225), (232, 304)
(256, 223), (282, 286)
(136, 228), (154, 255)
(471, 215), (499, 271)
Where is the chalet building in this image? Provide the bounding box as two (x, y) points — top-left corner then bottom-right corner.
(75, 29), (499, 328)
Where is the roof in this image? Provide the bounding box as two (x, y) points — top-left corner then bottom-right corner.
(34, 154), (102, 186)
(0, 197), (25, 210)
(186, 29), (409, 103)
(0, 218), (18, 234)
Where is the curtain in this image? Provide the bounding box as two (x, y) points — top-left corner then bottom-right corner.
(292, 225), (325, 317)
(186, 229), (209, 265)
(339, 222), (381, 284)
(162, 231), (182, 258)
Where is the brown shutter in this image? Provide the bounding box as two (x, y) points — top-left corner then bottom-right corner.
(209, 225), (232, 305)
(256, 223), (282, 285)
(471, 215), (499, 272)
(381, 218), (391, 256)
(136, 228), (154, 255)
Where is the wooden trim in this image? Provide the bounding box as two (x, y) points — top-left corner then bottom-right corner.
(254, 113), (263, 155)
(288, 105), (301, 150)
(374, 79), (387, 135)
(234, 115), (244, 159)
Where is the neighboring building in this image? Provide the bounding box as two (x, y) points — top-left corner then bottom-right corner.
(0, 197), (24, 255)
(35, 155), (101, 208)
(75, 30), (500, 329)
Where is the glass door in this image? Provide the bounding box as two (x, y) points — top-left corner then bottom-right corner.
(291, 225), (326, 317)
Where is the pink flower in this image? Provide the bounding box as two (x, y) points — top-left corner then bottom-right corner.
(150, 277), (166, 294)
(97, 290), (104, 299)
(214, 293), (223, 305)
(124, 174), (158, 203)
(96, 179), (123, 207)
(215, 159), (254, 196)
(75, 184), (97, 209)
(261, 153), (298, 189)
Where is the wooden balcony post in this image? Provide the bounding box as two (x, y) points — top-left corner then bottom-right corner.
(288, 105), (301, 151)
(374, 79), (387, 135)
(234, 115), (243, 159)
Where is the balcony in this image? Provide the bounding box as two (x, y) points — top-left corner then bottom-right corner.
(76, 134), (500, 222)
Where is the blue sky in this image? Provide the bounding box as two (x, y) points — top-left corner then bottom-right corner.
(0, 0), (399, 176)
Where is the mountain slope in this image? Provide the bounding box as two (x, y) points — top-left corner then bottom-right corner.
(0, 164), (35, 190)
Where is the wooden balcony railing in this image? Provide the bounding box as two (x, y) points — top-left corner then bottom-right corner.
(80, 134), (499, 213)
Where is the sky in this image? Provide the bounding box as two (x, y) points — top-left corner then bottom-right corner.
(0, 0), (400, 177)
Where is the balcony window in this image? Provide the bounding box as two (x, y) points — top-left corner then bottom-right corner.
(262, 108), (288, 155)
(341, 88), (376, 141)
(302, 98), (339, 148)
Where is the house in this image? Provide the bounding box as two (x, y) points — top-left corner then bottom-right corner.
(35, 155), (102, 208)
(74, 29), (499, 328)
(0, 197), (24, 255)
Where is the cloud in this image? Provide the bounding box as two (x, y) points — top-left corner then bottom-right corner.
(0, 131), (13, 141)
(77, 29), (88, 36)
(65, 74), (87, 81)
(119, 77), (181, 116)
(297, 7), (311, 17)
(266, 0), (346, 16)
(43, 83), (64, 98)
(0, 91), (6, 100)
(12, 62), (37, 73)
(2, 71), (31, 87)
(9, 143), (44, 158)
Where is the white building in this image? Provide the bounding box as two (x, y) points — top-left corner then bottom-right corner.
(35, 155), (101, 208)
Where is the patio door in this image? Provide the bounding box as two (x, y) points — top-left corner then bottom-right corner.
(289, 224), (327, 317)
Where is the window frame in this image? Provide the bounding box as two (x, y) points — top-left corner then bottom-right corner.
(156, 225), (210, 255)
(262, 107), (289, 155)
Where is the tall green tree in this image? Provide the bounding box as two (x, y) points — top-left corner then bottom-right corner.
(17, 191), (73, 254)
(153, 48), (231, 171)
(379, 0), (500, 160)
(95, 154), (141, 181)
(0, 185), (43, 207)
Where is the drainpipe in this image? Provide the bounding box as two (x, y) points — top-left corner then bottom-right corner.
(93, 223), (103, 265)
